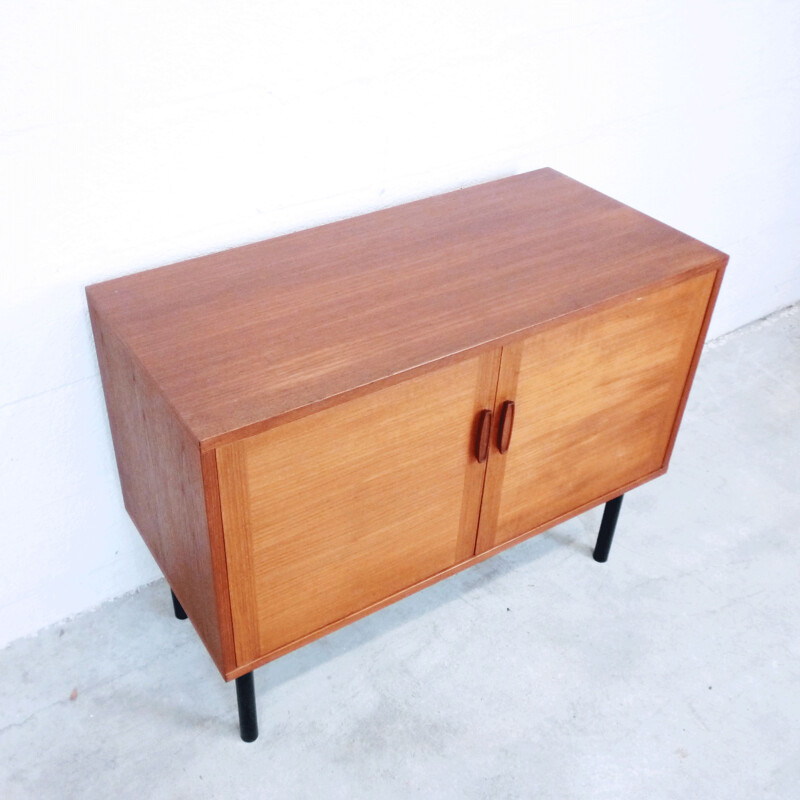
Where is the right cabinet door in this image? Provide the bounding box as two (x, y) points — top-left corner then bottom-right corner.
(476, 271), (717, 553)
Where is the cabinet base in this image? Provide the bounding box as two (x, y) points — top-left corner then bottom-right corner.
(170, 587), (259, 741)
(172, 496), (624, 740)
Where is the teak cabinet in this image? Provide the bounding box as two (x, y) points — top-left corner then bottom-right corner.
(87, 169), (727, 741)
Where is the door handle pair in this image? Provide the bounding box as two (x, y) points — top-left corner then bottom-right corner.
(475, 401), (515, 463)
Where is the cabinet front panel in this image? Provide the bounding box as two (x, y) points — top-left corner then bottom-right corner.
(477, 271), (716, 551)
(217, 351), (499, 664)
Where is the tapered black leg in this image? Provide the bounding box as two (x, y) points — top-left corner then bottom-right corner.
(236, 672), (258, 742)
(593, 494), (624, 563)
(171, 589), (187, 620)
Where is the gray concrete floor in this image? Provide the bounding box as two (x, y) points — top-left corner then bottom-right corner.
(2, 305), (799, 800)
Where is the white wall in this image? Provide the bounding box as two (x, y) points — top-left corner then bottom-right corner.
(1, 1), (798, 648)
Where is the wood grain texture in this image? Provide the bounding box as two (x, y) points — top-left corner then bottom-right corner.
(86, 168), (728, 681)
(216, 352), (497, 662)
(87, 302), (229, 672)
(476, 270), (717, 552)
(225, 459), (667, 679)
(474, 343), (522, 553)
(660, 265), (727, 468)
(86, 168), (728, 449)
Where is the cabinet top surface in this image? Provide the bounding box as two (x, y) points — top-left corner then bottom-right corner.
(87, 168), (726, 446)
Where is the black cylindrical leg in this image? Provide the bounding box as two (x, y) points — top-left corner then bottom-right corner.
(593, 494), (624, 563)
(171, 589), (187, 620)
(236, 672), (258, 742)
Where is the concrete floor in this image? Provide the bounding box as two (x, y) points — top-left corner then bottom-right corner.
(1, 304), (798, 800)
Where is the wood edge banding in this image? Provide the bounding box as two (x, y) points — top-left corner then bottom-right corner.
(660, 262), (727, 469)
(200, 449), (238, 676)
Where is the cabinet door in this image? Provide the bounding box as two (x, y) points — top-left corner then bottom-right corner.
(476, 271), (716, 553)
(216, 350), (499, 665)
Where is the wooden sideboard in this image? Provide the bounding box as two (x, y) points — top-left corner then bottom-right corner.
(86, 168), (727, 741)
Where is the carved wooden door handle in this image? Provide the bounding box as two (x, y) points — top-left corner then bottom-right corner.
(497, 400), (515, 454)
(475, 409), (493, 463)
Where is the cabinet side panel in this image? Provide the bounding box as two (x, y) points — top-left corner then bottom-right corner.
(88, 302), (227, 673)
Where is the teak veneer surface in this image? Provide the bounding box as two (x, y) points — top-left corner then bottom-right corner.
(87, 168), (728, 681)
(87, 307), (235, 673)
(216, 351), (498, 664)
(475, 271), (716, 552)
(86, 168), (726, 448)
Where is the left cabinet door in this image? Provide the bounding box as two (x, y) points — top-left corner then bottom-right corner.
(215, 350), (500, 667)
